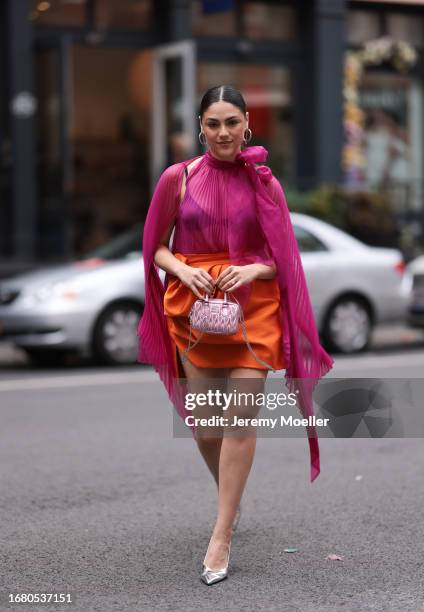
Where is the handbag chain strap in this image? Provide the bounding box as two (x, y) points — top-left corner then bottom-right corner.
(180, 291), (276, 372)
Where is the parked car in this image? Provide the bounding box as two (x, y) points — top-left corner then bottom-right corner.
(0, 214), (411, 365)
(406, 254), (424, 329)
(291, 214), (411, 353)
(0, 225), (145, 366)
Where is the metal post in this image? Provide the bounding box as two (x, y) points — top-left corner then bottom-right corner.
(294, 0), (316, 190)
(314, 0), (347, 185)
(7, 0), (37, 261)
(169, 0), (192, 42)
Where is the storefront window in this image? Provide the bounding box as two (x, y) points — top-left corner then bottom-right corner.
(347, 11), (382, 45)
(70, 46), (152, 254)
(198, 64), (294, 181)
(192, 0), (237, 37)
(386, 13), (424, 46)
(30, 0), (152, 30)
(346, 72), (424, 213)
(242, 2), (296, 41)
(95, 0), (152, 31)
(192, 1), (295, 40)
(30, 0), (87, 26)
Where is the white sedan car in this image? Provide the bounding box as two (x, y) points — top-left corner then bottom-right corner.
(406, 254), (424, 329)
(291, 213), (411, 353)
(0, 214), (411, 364)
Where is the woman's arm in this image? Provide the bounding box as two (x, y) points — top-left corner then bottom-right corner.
(153, 220), (185, 276)
(154, 221), (215, 298)
(252, 262), (276, 280)
(153, 158), (194, 276)
(215, 260), (276, 292)
(153, 159), (215, 298)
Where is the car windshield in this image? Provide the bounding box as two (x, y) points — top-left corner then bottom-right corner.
(81, 224), (143, 261)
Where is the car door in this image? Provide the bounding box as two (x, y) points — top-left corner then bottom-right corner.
(293, 223), (335, 322)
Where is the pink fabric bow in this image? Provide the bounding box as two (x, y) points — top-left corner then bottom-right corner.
(236, 146), (273, 183)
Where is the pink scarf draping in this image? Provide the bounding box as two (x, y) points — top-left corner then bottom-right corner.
(137, 146), (334, 482)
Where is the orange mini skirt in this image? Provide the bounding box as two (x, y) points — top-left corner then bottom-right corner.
(163, 252), (285, 376)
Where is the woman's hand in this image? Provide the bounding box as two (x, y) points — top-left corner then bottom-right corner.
(215, 264), (259, 293)
(177, 264), (215, 299)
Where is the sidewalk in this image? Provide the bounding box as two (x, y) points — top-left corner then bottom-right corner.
(371, 323), (424, 349)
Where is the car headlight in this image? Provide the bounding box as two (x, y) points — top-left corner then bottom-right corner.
(28, 281), (81, 302)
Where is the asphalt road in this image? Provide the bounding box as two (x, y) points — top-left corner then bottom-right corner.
(1, 339), (424, 611)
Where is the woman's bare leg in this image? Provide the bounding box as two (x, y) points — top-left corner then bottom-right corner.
(177, 348), (228, 488)
(205, 367), (267, 570)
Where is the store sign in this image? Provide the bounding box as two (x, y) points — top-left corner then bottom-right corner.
(10, 92), (37, 118)
(359, 89), (406, 113)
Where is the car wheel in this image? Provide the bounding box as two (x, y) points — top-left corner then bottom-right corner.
(92, 301), (143, 365)
(323, 297), (372, 354)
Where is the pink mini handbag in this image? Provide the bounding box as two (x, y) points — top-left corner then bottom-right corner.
(180, 288), (276, 371)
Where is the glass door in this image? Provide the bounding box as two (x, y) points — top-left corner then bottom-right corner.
(151, 40), (197, 190)
(69, 46), (153, 255)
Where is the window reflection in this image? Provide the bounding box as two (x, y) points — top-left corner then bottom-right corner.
(95, 0), (152, 31)
(30, 0), (86, 26)
(347, 11), (381, 45)
(387, 13), (424, 46)
(243, 2), (296, 41)
(70, 47), (152, 255)
(30, 0), (152, 30)
(192, 0), (295, 40)
(192, 0), (237, 37)
(294, 226), (328, 253)
(344, 71), (424, 213)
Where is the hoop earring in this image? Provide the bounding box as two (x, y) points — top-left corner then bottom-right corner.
(198, 131), (207, 146)
(243, 128), (253, 144)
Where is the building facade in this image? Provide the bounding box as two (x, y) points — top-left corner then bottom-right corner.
(1, 0), (424, 269)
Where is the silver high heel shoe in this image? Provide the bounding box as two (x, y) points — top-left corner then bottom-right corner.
(201, 537), (231, 585)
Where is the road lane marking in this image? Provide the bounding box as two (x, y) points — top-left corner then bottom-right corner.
(329, 351), (424, 372)
(0, 351), (424, 392)
(0, 370), (157, 392)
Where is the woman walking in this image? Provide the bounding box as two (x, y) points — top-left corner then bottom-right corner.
(138, 85), (334, 585)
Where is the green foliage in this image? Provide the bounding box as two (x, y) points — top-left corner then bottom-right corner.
(310, 184), (348, 229)
(284, 184), (348, 229)
(284, 184), (399, 247)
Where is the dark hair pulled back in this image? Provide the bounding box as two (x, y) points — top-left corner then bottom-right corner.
(199, 85), (247, 118)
